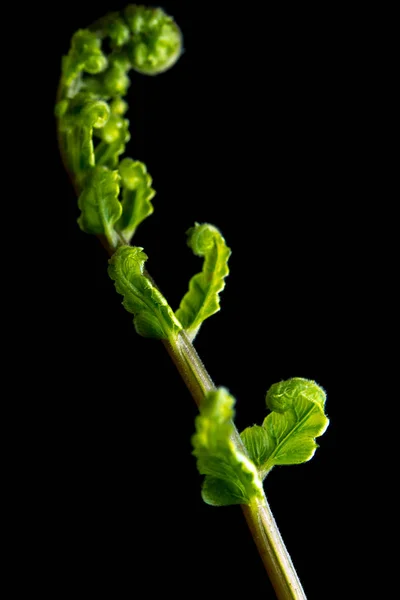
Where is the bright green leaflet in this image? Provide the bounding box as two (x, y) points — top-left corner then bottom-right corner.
(123, 5), (182, 75)
(57, 97), (111, 186)
(61, 29), (108, 90)
(176, 223), (231, 341)
(78, 166), (122, 249)
(192, 387), (263, 507)
(108, 245), (183, 340)
(117, 158), (156, 242)
(94, 113), (131, 170)
(241, 378), (329, 479)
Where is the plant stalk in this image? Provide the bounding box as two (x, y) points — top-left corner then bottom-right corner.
(242, 495), (307, 599)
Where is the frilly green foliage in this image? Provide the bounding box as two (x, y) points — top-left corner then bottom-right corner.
(57, 97), (111, 183)
(108, 246), (182, 339)
(176, 223), (231, 340)
(94, 114), (131, 169)
(124, 5), (182, 74)
(241, 378), (329, 479)
(61, 30), (108, 89)
(78, 166), (122, 248)
(56, 4), (183, 247)
(117, 158), (156, 242)
(192, 379), (328, 506)
(90, 12), (131, 48)
(192, 388), (263, 506)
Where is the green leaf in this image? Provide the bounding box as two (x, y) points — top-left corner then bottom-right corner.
(240, 426), (273, 468)
(58, 97), (111, 181)
(79, 52), (131, 99)
(90, 12), (131, 48)
(116, 158), (156, 242)
(124, 5), (182, 75)
(108, 19), (130, 47)
(175, 223), (231, 341)
(109, 96), (128, 116)
(78, 99), (111, 174)
(103, 63), (131, 97)
(108, 246), (183, 339)
(241, 378), (329, 478)
(90, 11), (132, 48)
(62, 29), (108, 89)
(201, 477), (255, 507)
(192, 388), (263, 506)
(94, 114), (130, 169)
(77, 166), (122, 248)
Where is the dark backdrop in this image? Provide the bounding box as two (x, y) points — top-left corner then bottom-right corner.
(18, 1), (369, 597)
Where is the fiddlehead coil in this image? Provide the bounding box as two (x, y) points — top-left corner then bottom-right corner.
(56, 4), (182, 247)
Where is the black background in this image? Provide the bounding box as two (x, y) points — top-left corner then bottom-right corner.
(13, 1), (377, 597)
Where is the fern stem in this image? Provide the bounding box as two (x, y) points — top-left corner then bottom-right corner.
(243, 494), (307, 599)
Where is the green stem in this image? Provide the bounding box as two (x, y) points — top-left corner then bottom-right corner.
(164, 331), (307, 599)
(164, 332), (246, 453)
(242, 494), (307, 600)
(163, 331), (214, 407)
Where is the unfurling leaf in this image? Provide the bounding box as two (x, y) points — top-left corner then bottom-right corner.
(94, 113), (130, 169)
(108, 245), (182, 339)
(240, 425), (272, 468)
(57, 97), (111, 181)
(192, 388), (263, 506)
(90, 12), (130, 48)
(78, 166), (122, 248)
(116, 158), (156, 242)
(241, 378), (329, 479)
(176, 223), (231, 341)
(56, 5), (183, 196)
(124, 5), (182, 75)
(61, 29), (108, 89)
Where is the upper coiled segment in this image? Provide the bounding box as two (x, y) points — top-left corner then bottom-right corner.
(56, 5), (182, 247)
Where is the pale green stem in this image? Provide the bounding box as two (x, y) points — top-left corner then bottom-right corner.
(163, 331), (214, 407)
(164, 332), (247, 453)
(242, 494), (307, 600)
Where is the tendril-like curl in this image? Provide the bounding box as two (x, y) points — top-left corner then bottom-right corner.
(56, 4), (182, 247)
